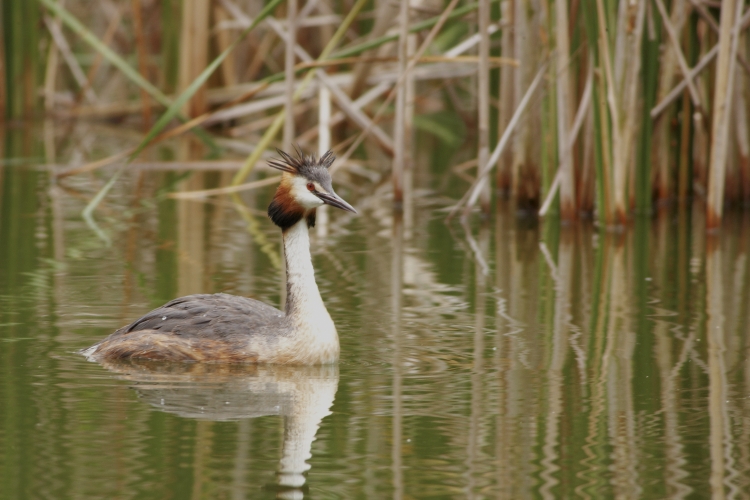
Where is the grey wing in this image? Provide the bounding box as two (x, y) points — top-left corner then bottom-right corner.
(109, 293), (285, 340)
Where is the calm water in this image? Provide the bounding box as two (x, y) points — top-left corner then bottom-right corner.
(2, 124), (750, 499)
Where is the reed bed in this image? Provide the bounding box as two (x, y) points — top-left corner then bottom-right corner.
(3, 0), (750, 229)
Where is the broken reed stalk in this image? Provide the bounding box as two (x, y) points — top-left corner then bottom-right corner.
(44, 15), (97, 104)
(653, 0), (701, 108)
(77, 9), (122, 106)
(228, 0), (369, 187)
(707, 0), (743, 229)
(31, 0), (750, 230)
(539, 65), (593, 217)
(451, 61), (548, 218)
(336, 0), (462, 168)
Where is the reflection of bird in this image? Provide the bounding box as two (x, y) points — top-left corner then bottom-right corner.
(82, 149), (356, 364)
(101, 360), (338, 499)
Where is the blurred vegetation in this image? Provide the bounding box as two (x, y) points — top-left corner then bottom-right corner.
(1, 0), (750, 229)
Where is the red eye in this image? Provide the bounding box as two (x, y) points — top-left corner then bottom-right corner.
(306, 183), (315, 191)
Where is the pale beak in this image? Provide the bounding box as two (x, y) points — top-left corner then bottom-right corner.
(316, 191), (357, 213)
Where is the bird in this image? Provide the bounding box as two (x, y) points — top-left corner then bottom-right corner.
(81, 149), (356, 365)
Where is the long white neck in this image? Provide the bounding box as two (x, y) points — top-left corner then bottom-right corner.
(282, 219), (338, 360)
(283, 219), (324, 317)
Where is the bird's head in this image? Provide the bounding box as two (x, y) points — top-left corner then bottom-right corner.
(267, 149), (357, 230)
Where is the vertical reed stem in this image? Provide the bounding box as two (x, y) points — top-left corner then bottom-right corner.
(132, 0), (151, 128)
(284, 0), (297, 151)
(393, 0), (409, 208)
(497, 0), (515, 194)
(707, 0), (742, 229)
(478, 0), (492, 214)
(178, 0), (211, 117)
(554, 0), (576, 220)
(736, 63), (750, 204)
(317, 87), (331, 238)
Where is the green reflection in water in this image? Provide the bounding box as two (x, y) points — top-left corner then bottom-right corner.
(1, 125), (750, 499)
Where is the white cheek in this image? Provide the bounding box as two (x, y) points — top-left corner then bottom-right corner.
(291, 180), (324, 209)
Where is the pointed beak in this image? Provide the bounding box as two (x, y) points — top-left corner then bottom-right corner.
(316, 191), (357, 214)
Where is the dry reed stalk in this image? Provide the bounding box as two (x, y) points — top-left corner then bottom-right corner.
(497, 0), (514, 194)
(128, 161), (244, 171)
(178, 0), (211, 117)
(131, 0), (151, 128)
(602, 0), (646, 226)
(298, 55), (518, 69)
(77, 6), (122, 106)
(478, 0), (491, 214)
(43, 15), (98, 104)
(453, 62), (547, 218)
(0, 17), (5, 118)
(335, 0), (461, 168)
(692, 0), (750, 76)
(691, 22), (713, 195)
(539, 65), (592, 217)
(245, 9), (397, 154)
(169, 175), (281, 199)
(348, 0), (399, 100)
(228, 100), (315, 137)
(403, 32), (416, 234)
(297, 82), (391, 143)
(736, 54), (750, 203)
(707, 0), (743, 229)
(393, 0), (410, 207)
(511, 0), (538, 208)
(553, 0), (575, 220)
(283, 0), (297, 151)
(579, 106), (595, 213)
(43, 14), (62, 113)
(651, 0), (690, 201)
(214, 4), (238, 87)
(677, 89), (691, 203)
(225, 0), (369, 186)
(651, 43), (718, 119)
(653, 0), (700, 107)
(316, 86), (331, 237)
(245, 29), (276, 82)
(56, 82), (271, 178)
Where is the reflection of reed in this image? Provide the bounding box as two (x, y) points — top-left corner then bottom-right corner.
(493, 206), (512, 499)
(653, 213), (692, 499)
(577, 235), (611, 499)
(391, 212), (404, 500)
(606, 240), (640, 498)
(539, 232), (573, 499)
(706, 238), (735, 499)
(466, 221), (489, 498)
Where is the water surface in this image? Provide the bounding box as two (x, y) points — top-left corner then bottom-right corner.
(1, 124), (750, 499)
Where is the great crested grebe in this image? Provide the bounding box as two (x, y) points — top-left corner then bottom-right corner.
(82, 149), (356, 365)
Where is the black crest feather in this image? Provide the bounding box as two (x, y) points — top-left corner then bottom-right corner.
(267, 147), (335, 174)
